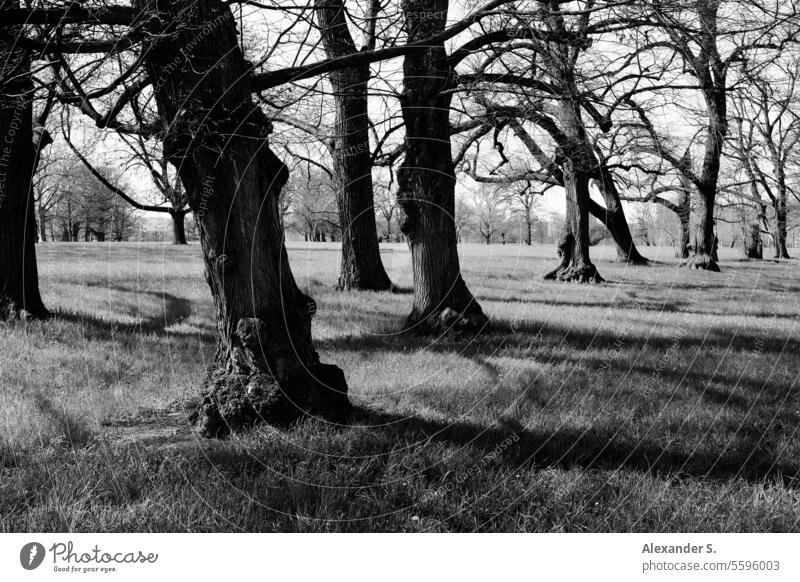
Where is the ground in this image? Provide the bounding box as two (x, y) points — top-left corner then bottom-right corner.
(1, 241), (799, 532)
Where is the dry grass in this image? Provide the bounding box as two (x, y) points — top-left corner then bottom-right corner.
(1, 241), (799, 532)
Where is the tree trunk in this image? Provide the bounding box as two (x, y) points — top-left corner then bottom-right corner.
(0, 35), (47, 321)
(171, 209), (188, 245)
(37, 203), (47, 242)
(687, 185), (720, 271)
(545, 79), (603, 283)
(545, 160), (604, 283)
(138, 0), (350, 436)
(315, 0), (392, 292)
(397, 0), (486, 334)
(744, 223), (763, 259)
(677, 195), (691, 259)
(774, 201), (790, 259)
(591, 164), (648, 264)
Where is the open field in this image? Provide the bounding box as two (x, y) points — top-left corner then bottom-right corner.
(1, 242), (799, 532)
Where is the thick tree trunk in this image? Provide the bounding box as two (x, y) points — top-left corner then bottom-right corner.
(774, 202), (790, 259)
(687, 186), (720, 271)
(0, 36), (47, 321)
(139, 0), (350, 436)
(397, 0), (486, 334)
(744, 223), (763, 259)
(686, 76), (725, 271)
(171, 209), (187, 245)
(315, 0), (392, 292)
(545, 161), (604, 283)
(545, 77), (603, 283)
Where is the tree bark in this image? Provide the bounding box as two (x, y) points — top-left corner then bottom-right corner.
(38, 203), (48, 242)
(687, 184), (720, 271)
(171, 209), (187, 245)
(397, 0), (487, 334)
(774, 201), (790, 259)
(676, 191), (691, 259)
(0, 31), (47, 321)
(314, 0), (392, 292)
(545, 157), (604, 283)
(544, 49), (603, 284)
(138, 0), (350, 436)
(744, 223), (763, 259)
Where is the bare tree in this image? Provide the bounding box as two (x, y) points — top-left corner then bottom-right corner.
(727, 60), (799, 259)
(396, 0), (488, 333)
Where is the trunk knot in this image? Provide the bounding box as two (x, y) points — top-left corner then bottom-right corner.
(236, 318), (267, 352)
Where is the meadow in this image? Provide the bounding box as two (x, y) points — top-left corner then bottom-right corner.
(1, 241), (799, 532)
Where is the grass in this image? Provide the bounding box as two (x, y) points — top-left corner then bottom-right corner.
(1, 241), (799, 532)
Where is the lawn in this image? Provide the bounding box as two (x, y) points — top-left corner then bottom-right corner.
(1, 241), (799, 532)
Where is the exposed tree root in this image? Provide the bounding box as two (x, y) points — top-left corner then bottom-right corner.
(407, 305), (490, 336)
(683, 253), (721, 272)
(544, 263), (605, 284)
(0, 298), (49, 322)
(192, 363), (351, 438)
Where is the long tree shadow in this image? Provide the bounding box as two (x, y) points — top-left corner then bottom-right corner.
(53, 285), (215, 342)
(351, 406), (800, 489)
(324, 317), (797, 359)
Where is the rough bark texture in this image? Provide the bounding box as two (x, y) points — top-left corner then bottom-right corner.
(397, 0), (487, 334)
(0, 30), (47, 321)
(744, 223), (763, 259)
(138, 0), (350, 436)
(675, 191), (691, 259)
(687, 184), (720, 271)
(544, 157), (604, 283)
(315, 0), (392, 291)
(774, 202), (790, 259)
(544, 57), (603, 283)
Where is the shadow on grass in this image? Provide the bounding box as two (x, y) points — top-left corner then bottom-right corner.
(325, 317), (797, 358)
(350, 406), (800, 489)
(53, 285), (214, 342)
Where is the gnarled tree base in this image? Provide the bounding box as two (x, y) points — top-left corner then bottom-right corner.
(336, 273), (394, 293)
(407, 304), (489, 336)
(544, 262), (605, 284)
(684, 253), (720, 272)
(0, 297), (48, 322)
(193, 363), (351, 438)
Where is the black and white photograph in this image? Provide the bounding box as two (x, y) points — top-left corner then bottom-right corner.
(1, 0), (799, 578)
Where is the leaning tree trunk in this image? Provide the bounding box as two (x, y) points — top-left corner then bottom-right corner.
(397, 0), (487, 334)
(0, 33), (47, 321)
(315, 0), (392, 292)
(170, 209), (187, 245)
(138, 0), (350, 436)
(591, 163), (648, 264)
